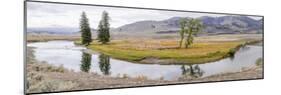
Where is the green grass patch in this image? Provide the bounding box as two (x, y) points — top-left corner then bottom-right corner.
(85, 39), (249, 64)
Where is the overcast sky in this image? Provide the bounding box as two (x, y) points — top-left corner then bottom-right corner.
(27, 2), (262, 29)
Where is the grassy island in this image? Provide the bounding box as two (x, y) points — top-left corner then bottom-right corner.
(75, 35), (261, 64)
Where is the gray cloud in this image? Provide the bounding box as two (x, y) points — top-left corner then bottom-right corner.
(27, 2), (262, 28)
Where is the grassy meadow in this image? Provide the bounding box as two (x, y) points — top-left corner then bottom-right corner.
(74, 34), (262, 64)
(25, 3), (264, 93)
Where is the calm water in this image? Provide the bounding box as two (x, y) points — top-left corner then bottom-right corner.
(27, 41), (263, 80)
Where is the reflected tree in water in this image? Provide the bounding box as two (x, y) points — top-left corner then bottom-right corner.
(80, 52), (92, 73)
(99, 54), (111, 75)
(229, 54), (235, 61)
(181, 64), (204, 78)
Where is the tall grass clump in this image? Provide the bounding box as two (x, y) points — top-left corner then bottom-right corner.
(255, 58), (263, 66)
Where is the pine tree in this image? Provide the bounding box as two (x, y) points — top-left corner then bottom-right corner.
(79, 12), (92, 46)
(97, 21), (104, 43)
(97, 11), (110, 44)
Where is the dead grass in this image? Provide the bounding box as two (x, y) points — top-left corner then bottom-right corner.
(85, 34), (262, 64)
(26, 47), (78, 93)
(87, 39), (246, 64)
(26, 47), (167, 93)
(26, 63), (79, 93)
(27, 35), (80, 42)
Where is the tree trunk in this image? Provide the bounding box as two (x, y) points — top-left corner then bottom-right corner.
(179, 38), (183, 48)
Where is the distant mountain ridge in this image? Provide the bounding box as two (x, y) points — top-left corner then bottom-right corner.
(27, 16), (263, 35)
(114, 16), (263, 34)
(27, 27), (80, 35)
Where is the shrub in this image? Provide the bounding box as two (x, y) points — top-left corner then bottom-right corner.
(135, 75), (148, 81)
(228, 48), (236, 57)
(255, 58), (263, 66)
(122, 74), (129, 78)
(28, 79), (78, 93)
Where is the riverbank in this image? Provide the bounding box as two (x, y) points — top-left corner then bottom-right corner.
(26, 45), (263, 93)
(178, 65), (263, 82)
(26, 47), (168, 93)
(27, 35), (79, 42)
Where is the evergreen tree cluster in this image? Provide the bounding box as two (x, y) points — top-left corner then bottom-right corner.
(79, 11), (111, 46)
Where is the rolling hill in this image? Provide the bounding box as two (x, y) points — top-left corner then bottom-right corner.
(114, 16), (263, 34)
(27, 16), (263, 35)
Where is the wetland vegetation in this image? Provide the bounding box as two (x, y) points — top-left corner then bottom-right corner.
(26, 2), (263, 93)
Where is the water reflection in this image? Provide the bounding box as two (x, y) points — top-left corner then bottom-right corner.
(29, 41), (263, 80)
(181, 65), (204, 78)
(80, 52), (92, 73)
(229, 54), (235, 61)
(230, 46), (249, 61)
(99, 54), (111, 75)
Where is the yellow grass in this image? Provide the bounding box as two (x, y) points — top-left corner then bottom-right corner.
(27, 35), (80, 42)
(86, 39), (246, 64)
